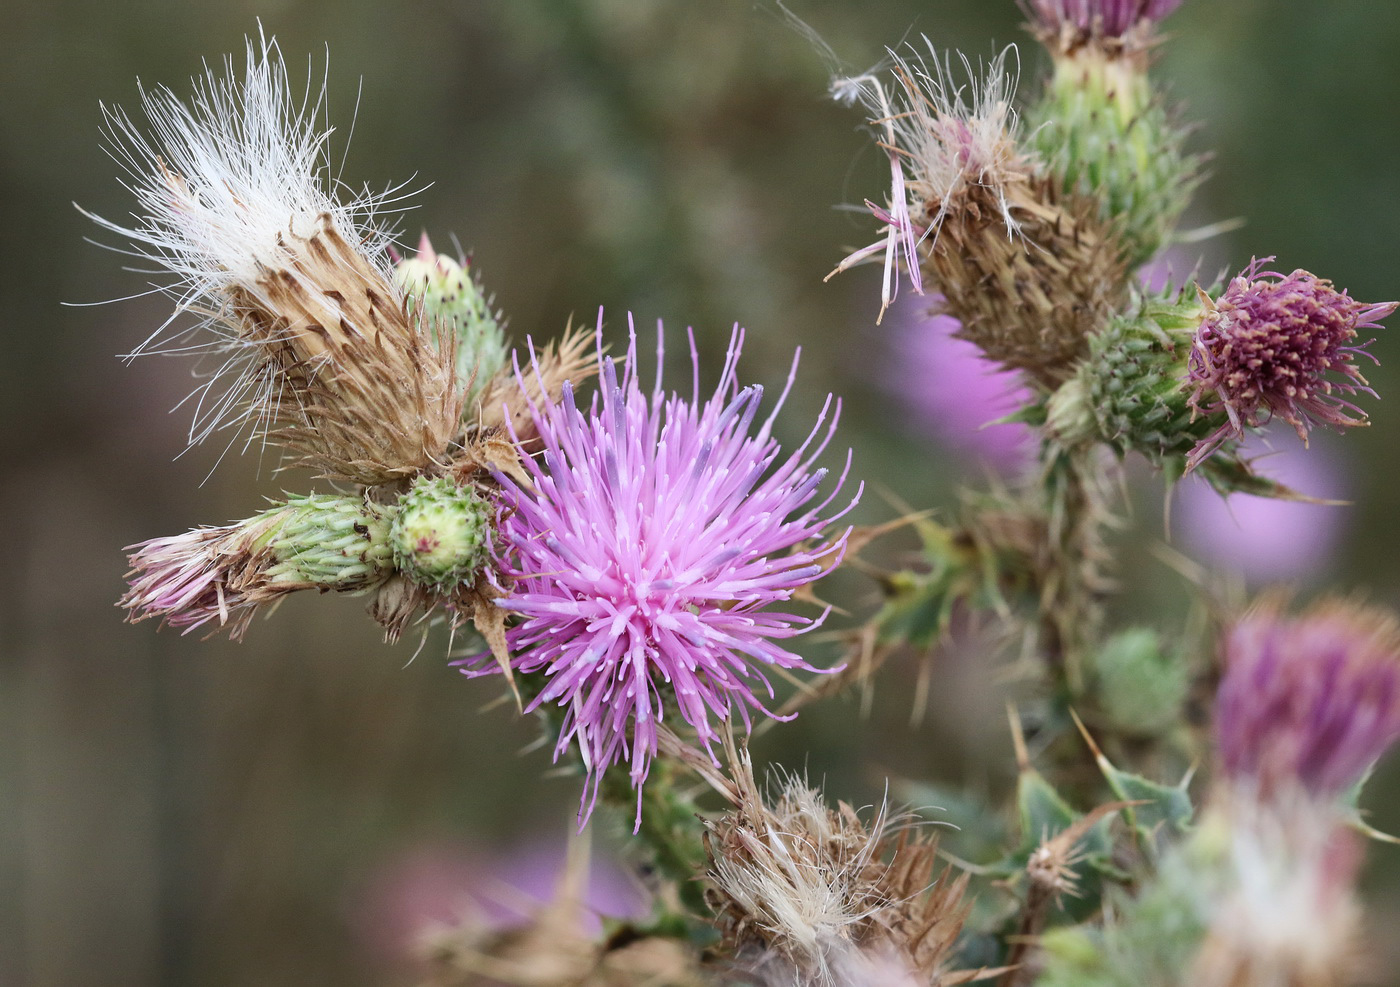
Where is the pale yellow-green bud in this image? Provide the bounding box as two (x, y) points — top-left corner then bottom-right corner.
(1030, 45), (1200, 268)
(1088, 627), (1188, 737)
(254, 493), (396, 588)
(396, 235), (509, 413)
(390, 476), (492, 589)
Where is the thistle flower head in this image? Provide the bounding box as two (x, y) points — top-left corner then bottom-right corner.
(831, 42), (1025, 323)
(1185, 261), (1394, 472)
(87, 31), (460, 482)
(833, 42), (1128, 386)
(457, 315), (858, 825)
(122, 493), (395, 639)
(1214, 596), (1400, 803)
(1023, 0), (1183, 47)
(705, 748), (970, 987)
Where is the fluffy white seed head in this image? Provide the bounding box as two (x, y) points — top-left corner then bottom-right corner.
(86, 29), (415, 452)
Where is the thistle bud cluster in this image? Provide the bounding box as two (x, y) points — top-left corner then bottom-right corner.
(98, 36), (595, 644)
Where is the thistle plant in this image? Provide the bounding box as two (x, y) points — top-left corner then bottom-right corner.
(92, 6), (1400, 987)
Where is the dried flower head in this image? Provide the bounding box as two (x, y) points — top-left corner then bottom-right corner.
(87, 32), (460, 482)
(457, 316), (857, 824)
(122, 493), (395, 639)
(832, 41), (1127, 386)
(1185, 261), (1394, 472)
(704, 747), (973, 987)
(1214, 596), (1400, 803)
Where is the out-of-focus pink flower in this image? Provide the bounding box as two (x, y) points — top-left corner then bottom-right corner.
(352, 836), (649, 966)
(1214, 596), (1400, 802)
(1175, 438), (1348, 584)
(881, 295), (1033, 471)
(1022, 0), (1183, 39)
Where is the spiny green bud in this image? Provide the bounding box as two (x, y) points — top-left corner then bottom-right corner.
(395, 234), (509, 412)
(254, 493), (396, 588)
(1078, 291), (1206, 461)
(390, 476), (492, 589)
(1088, 628), (1188, 737)
(1029, 48), (1200, 268)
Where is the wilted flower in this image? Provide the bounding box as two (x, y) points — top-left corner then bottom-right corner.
(122, 493), (396, 639)
(1214, 596), (1400, 803)
(832, 41), (1127, 386)
(458, 317), (857, 824)
(1190, 795), (1364, 987)
(1186, 261), (1395, 473)
(87, 32), (460, 482)
(704, 747), (972, 987)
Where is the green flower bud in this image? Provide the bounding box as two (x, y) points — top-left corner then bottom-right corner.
(1088, 628), (1188, 737)
(255, 493), (396, 588)
(390, 476), (492, 589)
(395, 235), (509, 412)
(1079, 291), (1206, 461)
(1029, 48), (1200, 268)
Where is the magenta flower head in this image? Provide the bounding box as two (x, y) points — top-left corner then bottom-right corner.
(1214, 597), (1400, 804)
(1022, 0), (1183, 40)
(1185, 260), (1395, 473)
(458, 315), (859, 825)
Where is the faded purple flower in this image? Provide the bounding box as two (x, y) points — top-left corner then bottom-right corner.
(122, 494), (395, 639)
(1186, 260), (1394, 472)
(1215, 597), (1400, 802)
(459, 316), (857, 824)
(1022, 0), (1183, 38)
(883, 296), (1033, 471)
(1176, 438), (1348, 585)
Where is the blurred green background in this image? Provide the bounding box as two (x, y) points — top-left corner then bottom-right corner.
(7, 0), (1400, 984)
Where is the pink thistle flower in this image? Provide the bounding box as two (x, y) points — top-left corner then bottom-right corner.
(1022, 0), (1183, 39)
(458, 315), (858, 825)
(1185, 260), (1395, 472)
(1214, 597), (1400, 803)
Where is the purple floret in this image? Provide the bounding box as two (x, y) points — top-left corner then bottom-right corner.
(1023, 0), (1183, 38)
(1215, 600), (1400, 802)
(1185, 260), (1394, 472)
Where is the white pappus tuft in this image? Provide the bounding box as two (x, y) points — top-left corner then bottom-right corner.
(829, 41), (1026, 323)
(83, 28), (416, 454)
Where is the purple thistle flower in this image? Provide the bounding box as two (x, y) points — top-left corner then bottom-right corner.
(1022, 0), (1183, 39)
(1185, 260), (1395, 473)
(459, 316), (858, 825)
(1214, 598), (1400, 803)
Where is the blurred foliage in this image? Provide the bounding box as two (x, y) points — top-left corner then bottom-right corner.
(7, 0), (1400, 984)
